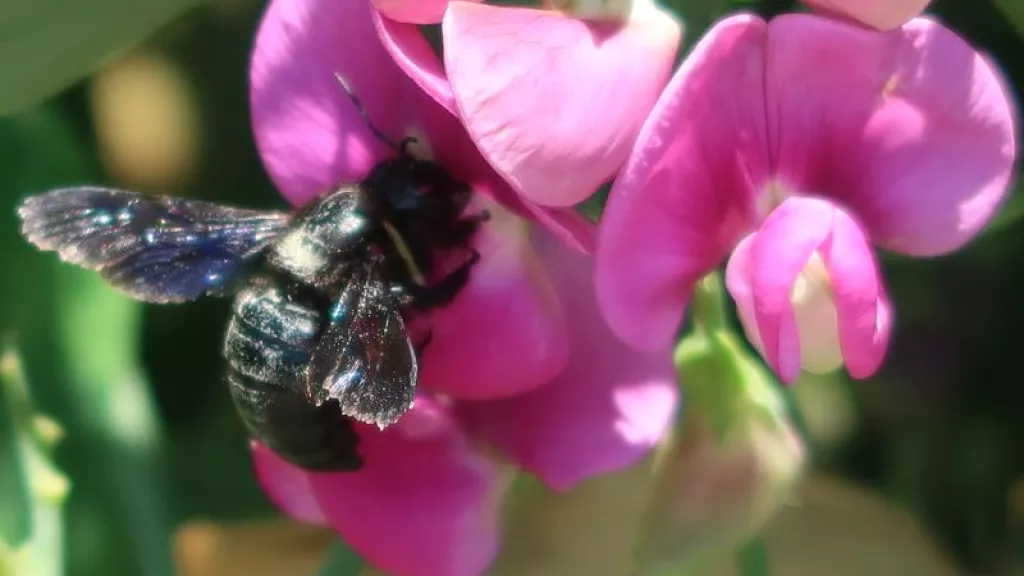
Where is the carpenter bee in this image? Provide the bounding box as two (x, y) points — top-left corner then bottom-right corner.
(15, 75), (487, 471)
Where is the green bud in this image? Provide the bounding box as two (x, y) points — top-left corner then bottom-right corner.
(635, 328), (806, 575)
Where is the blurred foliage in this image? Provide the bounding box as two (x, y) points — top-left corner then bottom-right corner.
(0, 343), (69, 576)
(0, 0), (204, 115)
(0, 0), (1021, 575)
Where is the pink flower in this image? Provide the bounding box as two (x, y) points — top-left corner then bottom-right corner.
(379, 0), (682, 207)
(248, 0), (679, 574)
(802, 0), (931, 31)
(596, 14), (1017, 384)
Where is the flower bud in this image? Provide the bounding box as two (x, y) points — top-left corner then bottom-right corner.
(635, 330), (806, 575)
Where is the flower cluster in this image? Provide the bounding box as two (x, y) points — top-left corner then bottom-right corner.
(244, 0), (1017, 575)
(247, 0), (680, 574)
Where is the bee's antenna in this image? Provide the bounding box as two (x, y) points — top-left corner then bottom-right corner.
(333, 73), (415, 155)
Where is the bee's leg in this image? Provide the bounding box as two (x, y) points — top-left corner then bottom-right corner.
(405, 250), (481, 310)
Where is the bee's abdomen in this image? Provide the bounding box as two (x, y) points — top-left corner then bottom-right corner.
(224, 280), (362, 471)
(227, 372), (361, 470)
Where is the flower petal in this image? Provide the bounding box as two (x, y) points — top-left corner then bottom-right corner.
(458, 228), (679, 491)
(419, 202), (570, 399)
(251, 0), (474, 207)
(816, 203), (893, 378)
(372, 10), (599, 253)
(256, 398), (512, 576)
(373, 0), (479, 25)
(444, 1), (681, 207)
(250, 0), (413, 205)
(801, 0), (930, 31)
(374, 10), (457, 113)
(723, 233), (764, 354)
(764, 15), (1017, 256)
(595, 15), (771, 351)
(250, 442), (328, 526)
(742, 197), (890, 383)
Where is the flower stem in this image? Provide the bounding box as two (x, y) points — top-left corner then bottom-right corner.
(690, 271), (729, 334)
(737, 537), (770, 576)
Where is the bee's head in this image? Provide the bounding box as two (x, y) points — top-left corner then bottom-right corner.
(363, 147), (471, 223)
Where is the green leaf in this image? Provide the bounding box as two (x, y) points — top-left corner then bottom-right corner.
(0, 0), (204, 115)
(316, 540), (364, 576)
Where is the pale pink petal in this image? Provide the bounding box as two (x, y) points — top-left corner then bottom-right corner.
(419, 203), (570, 399)
(743, 197), (890, 383)
(250, 442), (328, 526)
(595, 15), (771, 351)
(263, 398), (510, 576)
(765, 15), (1017, 256)
(373, 0), (480, 25)
(459, 228), (679, 491)
(444, 1), (682, 207)
(802, 0), (930, 31)
(747, 203), (821, 384)
(816, 203), (893, 378)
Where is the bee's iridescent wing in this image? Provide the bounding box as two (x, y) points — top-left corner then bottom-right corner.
(306, 261), (417, 428)
(17, 186), (289, 302)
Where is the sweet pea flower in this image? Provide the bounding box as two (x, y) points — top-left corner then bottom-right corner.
(376, 0), (681, 207)
(802, 0), (931, 31)
(596, 14), (1017, 384)
(248, 0), (679, 574)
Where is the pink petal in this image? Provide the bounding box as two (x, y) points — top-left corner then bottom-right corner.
(255, 398), (512, 576)
(373, 0), (479, 25)
(723, 234), (763, 354)
(250, 442), (328, 526)
(251, 0), (411, 205)
(419, 202), (571, 399)
(802, 0), (930, 31)
(743, 197), (890, 383)
(374, 10), (457, 113)
(595, 15), (771, 351)
(764, 15), (1017, 256)
(459, 228), (679, 491)
(372, 9), (599, 253)
(444, 1), (682, 207)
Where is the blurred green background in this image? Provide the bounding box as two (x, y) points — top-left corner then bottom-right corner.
(0, 0), (1022, 575)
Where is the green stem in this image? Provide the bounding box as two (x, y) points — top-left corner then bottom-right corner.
(690, 271), (729, 334)
(0, 341), (69, 576)
(737, 538), (770, 576)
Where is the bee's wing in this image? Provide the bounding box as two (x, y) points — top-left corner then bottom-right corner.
(17, 186), (289, 302)
(307, 261), (417, 428)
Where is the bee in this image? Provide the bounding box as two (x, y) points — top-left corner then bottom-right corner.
(15, 76), (487, 471)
